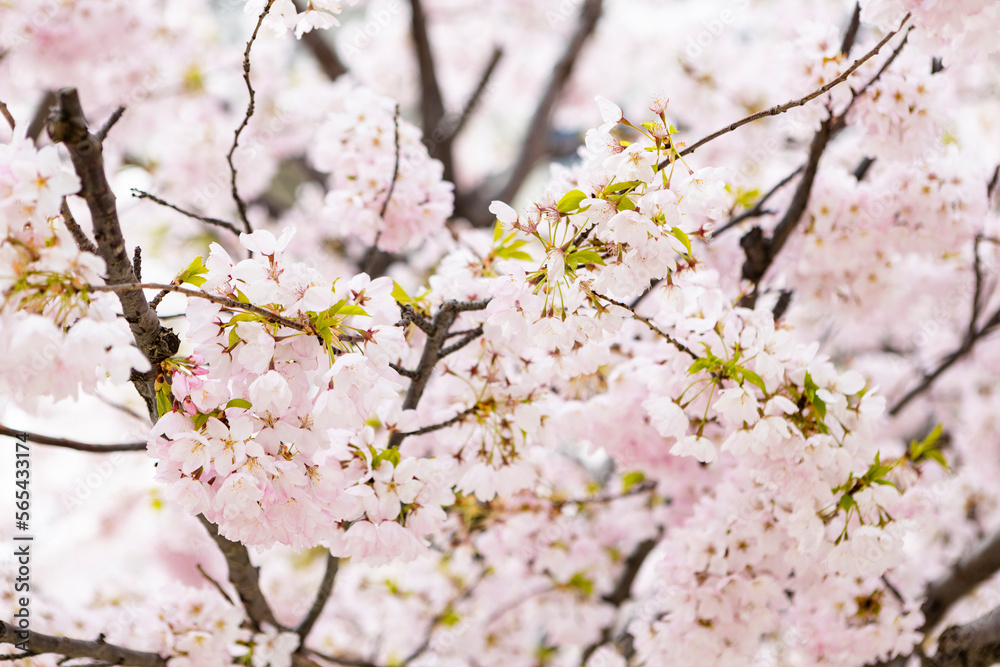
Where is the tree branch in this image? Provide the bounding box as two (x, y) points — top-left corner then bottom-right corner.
(396, 402), (480, 438)
(228, 0), (277, 236)
(931, 604), (1000, 667)
(442, 46), (503, 143)
(386, 299), (490, 449)
(666, 13), (910, 162)
(198, 514), (281, 632)
(296, 554), (340, 640)
(0, 98), (14, 131)
(409, 0), (449, 176)
(492, 0), (603, 207)
(293, 0), (348, 80)
(47, 88), (179, 422)
(714, 165), (803, 237)
(921, 528), (1000, 634)
(0, 424), (146, 452)
(0, 620), (167, 667)
(594, 292), (697, 359)
(131, 189), (242, 237)
(60, 197), (100, 255)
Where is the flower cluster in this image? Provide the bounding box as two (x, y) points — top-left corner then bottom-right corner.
(308, 80), (455, 253)
(149, 230), (458, 561)
(0, 134), (149, 405)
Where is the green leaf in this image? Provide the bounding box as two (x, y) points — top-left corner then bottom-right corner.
(226, 398), (252, 410)
(492, 221), (504, 243)
(616, 196), (637, 211)
(192, 412), (211, 429)
(177, 256), (208, 287)
(391, 281), (414, 305)
(439, 604), (461, 627)
(687, 357), (714, 375)
(622, 471), (646, 492)
(156, 388), (173, 419)
(741, 368), (767, 395)
(565, 249), (606, 267)
(557, 189), (588, 214)
(606, 180), (641, 194)
(670, 226), (693, 255)
(567, 573), (594, 597)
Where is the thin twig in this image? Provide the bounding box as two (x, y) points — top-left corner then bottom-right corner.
(714, 165), (803, 236)
(0, 98), (14, 131)
(197, 563), (236, 606)
(0, 424), (146, 452)
(132, 189), (242, 236)
(666, 13), (910, 162)
(409, 0), (448, 174)
(228, 0), (276, 236)
(89, 282), (309, 333)
(296, 554), (340, 640)
(440, 46), (503, 142)
(396, 403), (480, 438)
(60, 197), (100, 255)
(95, 105), (125, 142)
(439, 325), (484, 358)
(595, 292), (697, 359)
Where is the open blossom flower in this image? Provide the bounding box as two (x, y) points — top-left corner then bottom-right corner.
(10, 144), (80, 218)
(604, 210), (657, 247)
(250, 624), (300, 667)
(604, 143), (657, 183)
(595, 95), (624, 133)
(670, 434), (716, 463)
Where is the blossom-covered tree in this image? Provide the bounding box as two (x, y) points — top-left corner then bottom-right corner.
(2, 0), (1000, 665)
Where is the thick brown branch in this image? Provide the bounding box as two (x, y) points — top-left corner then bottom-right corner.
(198, 515), (281, 632)
(921, 528), (1000, 634)
(738, 113), (833, 307)
(0, 620), (167, 667)
(582, 535), (661, 663)
(409, 0), (449, 175)
(26, 90), (56, 143)
(932, 604), (1000, 667)
(0, 424), (146, 452)
(47, 88), (179, 422)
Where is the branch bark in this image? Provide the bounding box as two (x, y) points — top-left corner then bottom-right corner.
(0, 620), (167, 667)
(921, 528), (1000, 634)
(0, 424), (146, 452)
(47, 88), (179, 422)
(491, 0), (603, 209)
(387, 299), (490, 449)
(931, 604), (1000, 667)
(198, 514), (282, 632)
(296, 554), (340, 640)
(293, 0), (348, 80)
